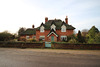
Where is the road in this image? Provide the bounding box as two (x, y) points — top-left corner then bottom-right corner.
(0, 48), (100, 67)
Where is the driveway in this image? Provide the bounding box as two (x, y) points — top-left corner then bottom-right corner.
(0, 48), (100, 67)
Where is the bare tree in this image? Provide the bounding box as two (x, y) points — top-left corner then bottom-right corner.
(18, 27), (26, 37)
(82, 29), (88, 37)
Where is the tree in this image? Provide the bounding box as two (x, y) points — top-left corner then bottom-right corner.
(77, 30), (84, 43)
(87, 26), (99, 44)
(0, 31), (14, 41)
(88, 26), (99, 38)
(94, 33), (100, 44)
(68, 39), (78, 44)
(18, 27), (26, 37)
(82, 29), (88, 37)
(67, 34), (76, 42)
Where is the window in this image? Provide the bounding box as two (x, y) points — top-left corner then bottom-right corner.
(40, 26), (44, 32)
(26, 36), (29, 40)
(33, 36), (36, 39)
(39, 36), (45, 41)
(61, 36), (67, 41)
(51, 24), (56, 31)
(61, 25), (66, 32)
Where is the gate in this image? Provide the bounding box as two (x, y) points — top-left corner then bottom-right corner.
(45, 42), (51, 48)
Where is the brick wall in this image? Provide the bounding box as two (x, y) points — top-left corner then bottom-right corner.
(52, 43), (100, 50)
(56, 30), (73, 41)
(0, 42), (100, 49)
(49, 34), (57, 42)
(0, 42), (44, 48)
(36, 29), (73, 41)
(20, 35), (35, 41)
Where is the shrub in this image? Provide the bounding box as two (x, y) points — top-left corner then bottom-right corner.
(94, 33), (100, 44)
(51, 42), (68, 44)
(67, 34), (76, 42)
(32, 39), (36, 42)
(68, 39), (78, 44)
(87, 38), (95, 44)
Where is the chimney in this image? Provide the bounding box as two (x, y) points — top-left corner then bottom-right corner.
(32, 25), (35, 28)
(65, 16), (68, 24)
(45, 17), (48, 23)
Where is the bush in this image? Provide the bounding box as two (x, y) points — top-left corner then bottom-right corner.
(51, 42), (68, 44)
(67, 34), (76, 42)
(0, 31), (15, 41)
(87, 38), (95, 44)
(32, 39), (36, 42)
(68, 39), (78, 44)
(94, 33), (100, 44)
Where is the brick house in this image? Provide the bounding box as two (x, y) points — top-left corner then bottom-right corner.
(19, 28), (36, 41)
(20, 16), (75, 42)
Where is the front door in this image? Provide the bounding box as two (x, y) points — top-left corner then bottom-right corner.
(51, 36), (54, 41)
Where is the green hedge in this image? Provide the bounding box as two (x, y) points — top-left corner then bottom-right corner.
(0, 41), (44, 48)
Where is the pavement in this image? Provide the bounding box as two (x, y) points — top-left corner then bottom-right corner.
(0, 48), (100, 67)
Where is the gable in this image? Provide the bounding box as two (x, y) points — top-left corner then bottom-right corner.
(47, 29), (58, 37)
(47, 32), (58, 37)
(40, 25), (45, 32)
(61, 25), (66, 29)
(51, 24), (56, 28)
(51, 24), (56, 30)
(40, 26), (44, 30)
(61, 25), (66, 32)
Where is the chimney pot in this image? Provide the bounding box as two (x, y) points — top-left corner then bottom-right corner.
(32, 25), (35, 28)
(65, 16), (68, 24)
(45, 17), (48, 23)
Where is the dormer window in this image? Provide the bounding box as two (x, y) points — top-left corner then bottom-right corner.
(51, 24), (56, 31)
(61, 25), (66, 32)
(40, 26), (44, 32)
(26, 36), (29, 40)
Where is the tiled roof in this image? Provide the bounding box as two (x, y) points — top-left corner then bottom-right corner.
(37, 19), (75, 30)
(20, 28), (36, 35)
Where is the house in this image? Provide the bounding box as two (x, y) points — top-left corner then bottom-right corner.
(19, 28), (36, 41)
(20, 16), (75, 42)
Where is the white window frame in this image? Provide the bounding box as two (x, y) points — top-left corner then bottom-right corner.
(26, 36), (29, 40)
(40, 26), (44, 32)
(61, 36), (67, 41)
(61, 25), (66, 32)
(33, 36), (36, 39)
(51, 24), (56, 31)
(39, 36), (45, 41)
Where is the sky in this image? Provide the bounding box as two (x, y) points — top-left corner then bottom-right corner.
(0, 0), (100, 33)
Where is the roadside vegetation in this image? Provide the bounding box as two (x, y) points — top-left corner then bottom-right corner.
(54, 26), (100, 44)
(0, 31), (16, 41)
(0, 26), (100, 44)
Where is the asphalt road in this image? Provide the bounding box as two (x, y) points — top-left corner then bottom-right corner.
(0, 48), (100, 67)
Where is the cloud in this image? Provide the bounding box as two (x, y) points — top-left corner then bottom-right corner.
(0, 0), (49, 33)
(0, 0), (100, 33)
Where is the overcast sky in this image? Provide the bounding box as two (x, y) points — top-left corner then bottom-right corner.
(0, 0), (100, 33)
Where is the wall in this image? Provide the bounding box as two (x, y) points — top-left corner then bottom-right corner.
(56, 30), (73, 41)
(48, 34), (57, 42)
(36, 30), (50, 41)
(0, 42), (44, 48)
(52, 43), (100, 50)
(20, 35), (36, 41)
(36, 29), (73, 41)
(0, 42), (100, 50)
